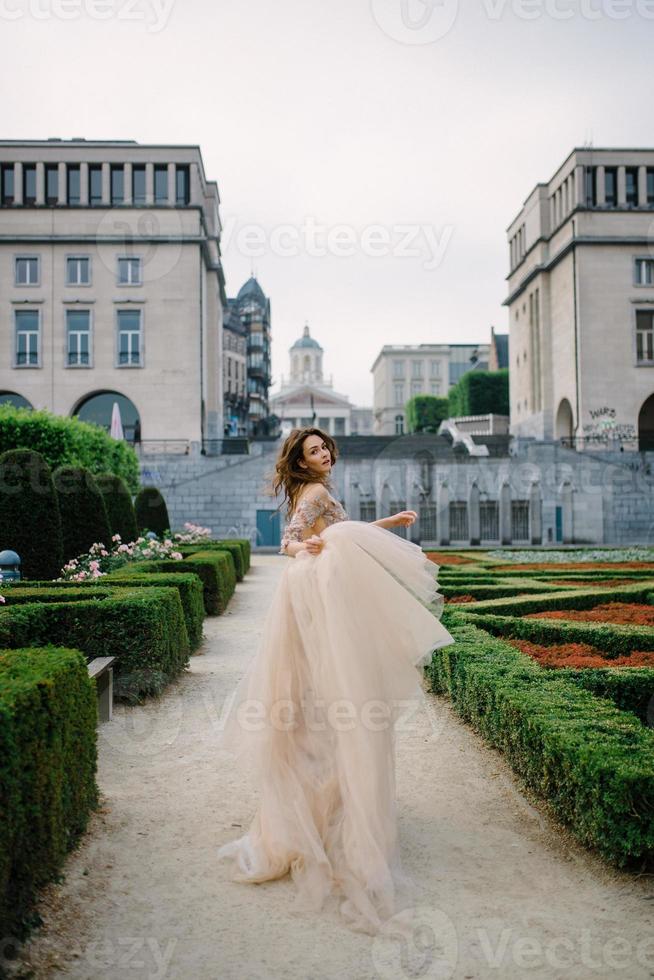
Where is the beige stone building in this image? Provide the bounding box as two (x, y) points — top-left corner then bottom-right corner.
(371, 342), (491, 435)
(0, 138), (225, 449)
(506, 146), (654, 450)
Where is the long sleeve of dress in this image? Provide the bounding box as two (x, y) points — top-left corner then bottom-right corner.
(279, 495), (328, 556)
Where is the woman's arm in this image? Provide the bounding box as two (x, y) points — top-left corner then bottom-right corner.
(371, 510), (417, 530)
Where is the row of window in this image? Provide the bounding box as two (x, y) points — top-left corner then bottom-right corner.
(0, 162), (190, 207)
(585, 165), (654, 209)
(13, 254), (143, 287)
(11, 308), (143, 368)
(394, 380), (443, 406)
(392, 358), (442, 380)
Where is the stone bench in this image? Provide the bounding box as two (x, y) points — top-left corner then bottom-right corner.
(87, 656), (116, 723)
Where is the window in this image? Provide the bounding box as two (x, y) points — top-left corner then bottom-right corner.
(117, 309), (142, 366)
(430, 360), (440, 378)
(410, 381), (422, 397)
(23, 164), (36, 204)
(318, 417), (330, 429)
(585, 166), (597, 207)
(66, 309), (91, 366)
(67, 165), (80, 205)
(604, 167), (617, 207)
(636, 310), (654, 363)
(334, 417), (345, 435)
(412, 360), (423, 379)
(1, 164), (14, 204)
(480, 501), (499, 541)
(419, 504), (437, 541)
(66, 256), (91, 285)
(635, 258), (654, 286)
(118, 256), (141, 285)
(511, 500), (530, 541)
(360, 499), (376, 521)
(111, 165), (124, 205)
(648, 169), (654, 207)
(626, 167), (638, 206)
(392, 359), (404, 379)
(394, 414), (404, 435)
(175, 165), (190, 205)
(449, 502), (468, 541)
(45, 165), (59, 205)
(89, 165), (103, 206)
(132, 165), (146, 205)
(154, 165), (168, 204)
(430, 382), (441, 396)
(14, 309), (39, 366)
(15, 255), (39, 285)
(394, 383), (405, 407)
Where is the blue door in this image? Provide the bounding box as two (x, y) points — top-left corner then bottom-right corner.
(256, 509), (281, 547)
(555, 506), (563, 543)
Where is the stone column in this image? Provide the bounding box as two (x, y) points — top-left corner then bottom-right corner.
(574, 164), (585, 207)
(124, 162), (132, 205)
(167, 162), (175, 205)
(35, 162), (45, 205)
(438, 481), (450, 546)
(529, 481), (542, 544)
(80, 162), (89, 206)
(561, 481), (574, 544)
(57, 162), (66, 205)
(101, 162), (111, 206)
(145, 163), (154, 206)
(14, 162), (23, 205)
(638, 165), (647, 207)
(596, 165), (606, 206)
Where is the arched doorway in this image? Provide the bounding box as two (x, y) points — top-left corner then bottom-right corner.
(73, 391), (140, 442)
(555, 398), (574, 443)
(638, 394), (654, 451)
(0, 392), (33, 410)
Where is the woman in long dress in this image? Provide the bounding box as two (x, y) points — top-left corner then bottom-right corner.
(216, 427), (454, 935)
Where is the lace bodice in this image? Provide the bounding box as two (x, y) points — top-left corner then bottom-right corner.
(279, 486), (348, 555)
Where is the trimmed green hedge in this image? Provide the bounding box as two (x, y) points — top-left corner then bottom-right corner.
(459, 582), (654, 618)
(135, 486), (171, 537)
(0, 404), (139, 492)
(0, 646), (98, 939)
(4, 575), (205, 652)
(179, 541), (245, 581)
(441, 581), (568, 600)
(53, 465), (112, 564)
(112, 551), (236, 615)
(0, 586), (190, 700)
(96, 473), (138, 543)
(0, 449), (63, 580)
(426, 617), (654, 869)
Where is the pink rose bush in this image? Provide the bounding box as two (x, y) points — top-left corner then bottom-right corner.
(59, 533), (184, 582)
(172, 522), (212, 544)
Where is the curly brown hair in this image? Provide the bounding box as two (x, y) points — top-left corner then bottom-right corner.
(271, 427), (339, 515)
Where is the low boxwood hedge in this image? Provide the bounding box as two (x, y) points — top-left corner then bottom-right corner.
(112, 551), (236, 615)
(0, 646), (98, 939)
(458, 583), (654, 618)
(427, 616), (654, 869)
(179, 542), (244, 581)
(6, 575), (205, 652)
(0, 586), (189, 700)
(441, 581), (569, 601)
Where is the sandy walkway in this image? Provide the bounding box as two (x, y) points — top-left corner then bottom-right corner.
(12, 556), (654, 980)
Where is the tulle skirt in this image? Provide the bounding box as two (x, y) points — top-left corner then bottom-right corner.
(215, 519), (454, 935)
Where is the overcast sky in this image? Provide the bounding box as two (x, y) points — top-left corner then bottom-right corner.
(1, 0), (652, 405)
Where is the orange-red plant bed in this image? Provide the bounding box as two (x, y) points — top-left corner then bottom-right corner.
(505, 638), (654, 669)
(445, 594), (477, 604)
(526, 602), (654, 626)
(490, 562), (654, 572)
(551, 578), (641, 588)
(425, 553), (476, 565)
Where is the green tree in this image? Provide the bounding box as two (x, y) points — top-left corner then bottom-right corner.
(96, 473), (138, 543)
(0, 449), (63, 579)
(405, 395), (450, 433)
(447, 369), (509, 417)
(135, 487), (171, 537)
(54, 465), (113, 563)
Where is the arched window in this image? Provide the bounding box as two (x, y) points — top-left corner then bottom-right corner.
(395, 414), (404, 435)
(73, 391), (140, 442)
(0, 392), (33, 410)
(638, 393), (654, 451)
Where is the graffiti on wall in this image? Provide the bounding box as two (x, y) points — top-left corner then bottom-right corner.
(583, 407), (637, 444)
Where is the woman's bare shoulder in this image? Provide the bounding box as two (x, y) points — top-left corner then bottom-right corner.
(297, 482), (330, 504)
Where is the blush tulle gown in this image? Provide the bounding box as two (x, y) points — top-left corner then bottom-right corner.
(216, 500), (454, 935)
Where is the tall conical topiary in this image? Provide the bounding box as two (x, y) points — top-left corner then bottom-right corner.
(135, 486), (171, 537)
(0, 449), (63, 579)
(54, 465), (113, 563)
(96, 473), (138, 544)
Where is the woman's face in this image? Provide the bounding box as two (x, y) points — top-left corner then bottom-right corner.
(299, 434), (332, 477)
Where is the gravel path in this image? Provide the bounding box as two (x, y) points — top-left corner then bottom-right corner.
(12, 556), (654, 980)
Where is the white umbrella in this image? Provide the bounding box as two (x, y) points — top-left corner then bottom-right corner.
(110, 401), (124, 440)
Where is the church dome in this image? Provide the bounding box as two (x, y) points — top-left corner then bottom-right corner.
(291, 324), (322, 350)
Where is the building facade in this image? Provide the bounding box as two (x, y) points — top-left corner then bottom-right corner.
(222, 304), (248, 436)
(0, 138), (225, 448)
(506, 146), (654, 450)
(270, 324), (354, 436)
(227, 277), (273, 437)
(371, 342), (491, 435)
